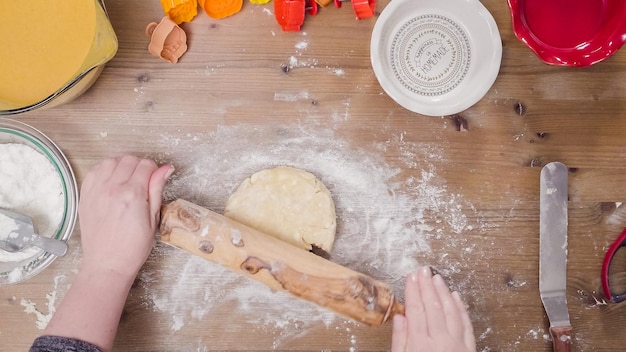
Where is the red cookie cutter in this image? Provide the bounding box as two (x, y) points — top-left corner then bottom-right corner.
(275, 0), (318, 31)
(334, 0), (375, 19)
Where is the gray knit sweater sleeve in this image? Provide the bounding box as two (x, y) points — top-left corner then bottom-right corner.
(30, 335), (103, 352)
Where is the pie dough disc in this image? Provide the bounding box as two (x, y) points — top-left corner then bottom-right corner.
(224, 166), (336, 252)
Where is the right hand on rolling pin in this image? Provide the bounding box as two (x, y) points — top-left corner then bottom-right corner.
(391, 266), (476, 352)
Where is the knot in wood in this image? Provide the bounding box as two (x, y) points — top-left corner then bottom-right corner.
(177, 206), (202, 231)
(198, 240), (214, 254)
(241, 256), (267, 274)
(350, 276), (381, 312)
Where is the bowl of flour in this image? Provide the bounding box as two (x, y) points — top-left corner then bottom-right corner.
(0, 118), (78, 285)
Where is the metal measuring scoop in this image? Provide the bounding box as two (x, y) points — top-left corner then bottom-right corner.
(0, 208), (68, 257)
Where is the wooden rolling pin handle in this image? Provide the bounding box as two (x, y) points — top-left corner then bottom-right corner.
(160, 199), (405, 326)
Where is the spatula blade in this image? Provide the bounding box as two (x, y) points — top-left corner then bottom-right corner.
(539, 162), (573, 351)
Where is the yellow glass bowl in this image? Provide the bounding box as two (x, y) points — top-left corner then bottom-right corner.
(0, 0), (118, 115)
(0, 118), (78, 285)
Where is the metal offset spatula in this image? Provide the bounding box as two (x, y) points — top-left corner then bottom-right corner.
(0, 208), (68, 257)
(539, 162), (572, 351)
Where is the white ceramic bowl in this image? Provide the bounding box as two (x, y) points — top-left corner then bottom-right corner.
(0, 118), (78, 285)
(370, 0), (502, 116)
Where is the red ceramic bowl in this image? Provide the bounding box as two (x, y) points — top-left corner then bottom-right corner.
(508, 0), (626, 67)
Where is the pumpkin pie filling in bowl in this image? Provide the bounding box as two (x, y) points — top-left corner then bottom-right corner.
(0, 0), (118, 115)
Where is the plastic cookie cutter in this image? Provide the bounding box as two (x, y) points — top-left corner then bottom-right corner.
(198, 0), (243, 19)
(146, 17), (188, 64)
(275, 0), (318, 31)
(334, 0), (375, 19)
(160, 0), (198, 24)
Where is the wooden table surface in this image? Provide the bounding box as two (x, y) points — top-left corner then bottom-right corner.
(3, 0), (626, 351)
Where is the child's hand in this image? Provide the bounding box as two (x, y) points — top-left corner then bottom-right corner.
(78, 156), (174, 279)
(391, 266), (476, 352)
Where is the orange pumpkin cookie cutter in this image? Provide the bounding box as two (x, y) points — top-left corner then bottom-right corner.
(274, 0), (318, 31)
(160, 0), (198, 24)
(198, 0), (243, 19)
(334, 0), (375, 19)
(146, 17), (188, 64)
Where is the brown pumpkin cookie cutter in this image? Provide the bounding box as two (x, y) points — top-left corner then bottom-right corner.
(146, 17), (188, 64)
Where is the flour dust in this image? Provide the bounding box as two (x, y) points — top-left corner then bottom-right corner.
(140, 123), (476, 347)
(19, 274), (67, 330)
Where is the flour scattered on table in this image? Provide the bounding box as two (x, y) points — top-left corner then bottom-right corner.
(287, 34), (317, 69)
(20, 274), (66, 330)
(273, 91), (312, 102)
(479, 327), (493, 340)
(295, 41), (308, 50)
(140, 123), (478, 348)
(288, 55), (319, 69)
(329, 67), (345, 76)
(331, 97), (351, 123)
(526, 328), (544, 340)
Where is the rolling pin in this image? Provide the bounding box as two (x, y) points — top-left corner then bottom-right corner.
(159, 199), (405, 326)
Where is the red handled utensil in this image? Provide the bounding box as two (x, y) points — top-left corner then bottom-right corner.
(602, 227), (626, 303)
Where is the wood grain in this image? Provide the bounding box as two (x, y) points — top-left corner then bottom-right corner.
(1, 0), (626, 351)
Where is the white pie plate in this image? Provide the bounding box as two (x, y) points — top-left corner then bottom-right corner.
(370, 0), (502, 116)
